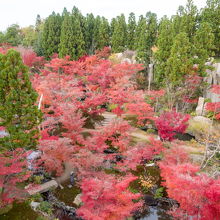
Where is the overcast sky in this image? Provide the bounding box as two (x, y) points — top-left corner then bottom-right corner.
(0, 0), (207, 31)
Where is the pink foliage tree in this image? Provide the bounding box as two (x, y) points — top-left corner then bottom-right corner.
(159, 147), (220, 219)
(31, 53), (167, 219)
(155, 111), (190, 141)
(206, 85), (220, 120)
(77, 174), (142, 220)
(0, 149), (31, 208)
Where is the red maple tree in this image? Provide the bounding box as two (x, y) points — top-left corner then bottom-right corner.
(155, 111), (190, 141)
(0, 149), (31, 208)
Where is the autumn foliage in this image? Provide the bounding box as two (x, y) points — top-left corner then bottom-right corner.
(1, 46), (220, 220)
(159, 147), (220, 220)
(30, 53), (160, 219)
(77, 174), (142, 220)
(155, 111), (190, 141)
(206, 85), (220, 120)
(0, 149), (31, 208)
(0, 45), (45, 70)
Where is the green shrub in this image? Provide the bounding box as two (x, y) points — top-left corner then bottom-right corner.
(37, 201), (53, 216)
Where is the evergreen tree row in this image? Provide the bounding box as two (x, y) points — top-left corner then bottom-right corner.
(35, 7), (158, 61)
(155, 0), (216, 86)
(1, 0), (220, 87)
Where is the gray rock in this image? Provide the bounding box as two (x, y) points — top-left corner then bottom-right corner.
(187, 116), (213, 141)
(30, 201), (40, 211)
(114, 51), (137, 64)
(0, 130), (9, 138)
(73, 194), (82, 206)
(27, 151), (41, 170)
(205, 62), (220, 85)
(122, 58), (132, 64)
(205, 91), (220, 103)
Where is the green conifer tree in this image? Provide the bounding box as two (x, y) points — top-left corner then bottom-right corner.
(0, 49), (42, 151)
(134, 15), (145, 48)
(59, 14), (85, 60)
(34, 15), (44, 56)
(193, 22), (215, 75)
(62, 7), (69, 18)
(72, 6), (87, 43)
(97, 17), (110, 50)
(85, 13), (96, 54)
(154, 17), (174, 84)
(41, 12), (62, 59)
(146, 12), (158, 49)
(111, 14), (127, 52)
(0, 32), (5, 44)
(134, 16), (150, 63)
(173, 0), (198, 41)
(93, 16), (102, 52)
(110, 18), (117, 37)
(127, 12), (136, 50)
(165, 32), (193, 85)
(201, 0), (220, 55)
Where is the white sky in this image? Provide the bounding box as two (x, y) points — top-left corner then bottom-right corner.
(0, 0), (207, 31)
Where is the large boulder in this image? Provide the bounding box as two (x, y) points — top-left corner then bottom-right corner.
(187, 116), (212, 140)
(204, 62), (220, 102)
(205, 90), (220, 103)
(109, 50), (137, 64)
(0, 128), (9, 138)
(73, 193), (82, 207)
(187, 116), (220, 141)
(204, 61), (220, 84)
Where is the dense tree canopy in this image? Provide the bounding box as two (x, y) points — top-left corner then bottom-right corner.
(41, 12), (62, 59)
(0, 49), (42, 150)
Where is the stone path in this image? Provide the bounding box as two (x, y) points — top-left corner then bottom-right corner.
(95, 112), (152, 141)
(95, 112), (118, 127)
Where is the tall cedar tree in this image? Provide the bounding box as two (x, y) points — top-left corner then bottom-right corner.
(35, 14), (42, 33)
(165, 32), (193, 85)
(93, 16), (102, 52)
(34, 15), (44, 56)
(0, 32), (4, 44)
(110, 18), (117, 37)
(175, 0), (198, 41)
(127, 12), (136, 50)
(201, 0), (220, 56)
(0, 49), (42, 150)
(41, 12), (62, 59)
(72, 6), (87, 46)
(97, 17), (110, 50)
(59, 14), (75, 58)
(62, 7), (69, 18)
(84, 13), (96, 54)
(146, 12), (158, 50)
(154, 17), (174, 84)
(111, 14), (127, 53)
(59, 14), (85, 60)
(193, 22), (215, 75)
(134, 16), (150, 64)
(134, 12), (157, 64)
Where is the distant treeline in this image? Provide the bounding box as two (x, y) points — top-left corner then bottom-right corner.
(0, 0), (220, 84)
